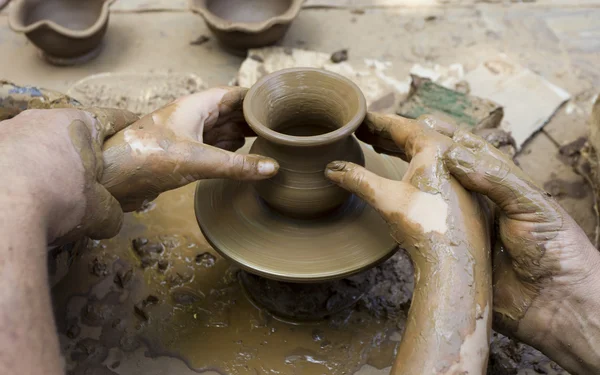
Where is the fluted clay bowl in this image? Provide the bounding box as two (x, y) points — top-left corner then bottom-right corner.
(189, 0), (304, 56)
(9, 0), (113, 65)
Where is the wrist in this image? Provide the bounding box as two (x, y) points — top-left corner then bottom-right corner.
(521, 248), (600, 374)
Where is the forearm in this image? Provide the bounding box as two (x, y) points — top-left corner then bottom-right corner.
(524, 265), (600, 375)
(0, 197), (63, 375)
(393, 244), (492, 375)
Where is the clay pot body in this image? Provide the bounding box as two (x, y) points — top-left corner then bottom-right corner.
(189, 0), (303, 56)
(245, 68), (367, 218)
(9, 0), (113, 64)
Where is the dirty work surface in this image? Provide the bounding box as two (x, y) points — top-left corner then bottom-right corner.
(53, 184), (566, 375)
(1, 2), (599, 375)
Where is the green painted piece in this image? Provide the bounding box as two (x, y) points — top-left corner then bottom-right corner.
(397, 75), (503, 130)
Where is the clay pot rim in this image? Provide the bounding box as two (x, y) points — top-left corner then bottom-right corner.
(243, 68), (367, 147)
(189, 0), (304, 34)
(8, 0), (114, 38)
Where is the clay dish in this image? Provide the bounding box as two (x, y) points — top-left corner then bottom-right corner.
(9, 0), (114, 65)
(195, 69), (409, 282)
(189, 0), (303, 56)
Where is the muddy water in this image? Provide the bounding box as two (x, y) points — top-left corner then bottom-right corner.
(53, 183), (414, 375)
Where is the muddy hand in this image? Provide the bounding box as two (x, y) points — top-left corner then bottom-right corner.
(0, 107), (138, 245)
(443, 128), (600, 374)
(101, 87), (279, 211)
(326, 113), (492, 375)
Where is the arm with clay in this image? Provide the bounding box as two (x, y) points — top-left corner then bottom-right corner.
(326, 113), (493, 374)
(442, 126), (600, 375)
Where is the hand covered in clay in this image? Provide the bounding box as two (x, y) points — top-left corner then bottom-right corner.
(442, 126), (600, 374)
(0, 107), (139, 245)
(326, 113), (492, 375)
(101, 87), (279, 211)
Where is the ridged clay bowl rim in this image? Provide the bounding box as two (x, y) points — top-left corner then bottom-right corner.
(243, 68), (367, 147)
(189, 0), (304, 34)
(8, 0), (114, 38)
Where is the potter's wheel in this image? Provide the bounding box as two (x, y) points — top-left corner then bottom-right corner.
(195, 140), (407, 282)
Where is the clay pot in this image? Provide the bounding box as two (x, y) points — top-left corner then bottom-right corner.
(9, 0), (113, 65)
(195, 68), (407, 282)
(189, 0), (304, 56)
(245, 68), (367, 218)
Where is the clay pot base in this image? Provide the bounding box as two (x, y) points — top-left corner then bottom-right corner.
(40, 43), (102, 66)
(195, 140), (407, 282)
(239, 270), (370, 322)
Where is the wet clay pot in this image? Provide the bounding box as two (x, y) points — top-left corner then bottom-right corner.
(9, 0), (113, 65)
(246, 69), (366, 218)
(195, 68), (408, 282)
(189, 0), (303, 56)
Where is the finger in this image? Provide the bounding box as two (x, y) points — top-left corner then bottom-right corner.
(83, 107), (140, 139)
(472, 128), (517, 151)
(151, 87), (246, 141)
(325, 161), (416, 214)
(357, 112), (449, 162)
(355, 112), (408, 159)
(178, 142), (279, 180)
(84, 183), (124, 239)
(217, 86), (248, 114)
(452, 128), (489, 150)
(204, 121), (243, 147)
(416, 114), (458, 137)
(444, 144), (555, 218)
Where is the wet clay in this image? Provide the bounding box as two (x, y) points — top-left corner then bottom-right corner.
(9, 0), (113, 64)
(52, 183), (416, 375)
(189, 0), (303, 56)
(245, 68), (368, 218)
(51, 184), (565, 375)
(195, 69), (409, 282)
(240, 270), (372, 321)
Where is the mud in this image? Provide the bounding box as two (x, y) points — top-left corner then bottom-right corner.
(543, 176), (588, 199)
(50, 181), (568, 375)
(331, 49), (349, 63)
(53, 183), (414, 374)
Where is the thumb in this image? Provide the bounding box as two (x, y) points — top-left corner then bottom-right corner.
(444, 144), (556, 218)
(178, 142), (279, 181)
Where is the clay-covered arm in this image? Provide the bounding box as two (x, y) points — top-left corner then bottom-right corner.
(327, 113), (492, 374)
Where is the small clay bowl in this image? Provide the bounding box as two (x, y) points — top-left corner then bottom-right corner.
(189, 0), (304, 56)
(9, 0), (114, 65)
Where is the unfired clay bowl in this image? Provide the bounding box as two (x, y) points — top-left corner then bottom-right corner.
(9, 0), (113, 65)
(189, 0), (304, 56)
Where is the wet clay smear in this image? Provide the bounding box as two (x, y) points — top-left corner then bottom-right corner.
(53, 184), (414, 375)
(52, 183), (567, 374)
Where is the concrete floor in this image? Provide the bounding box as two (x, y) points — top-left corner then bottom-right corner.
(1, 1), (600, 374)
